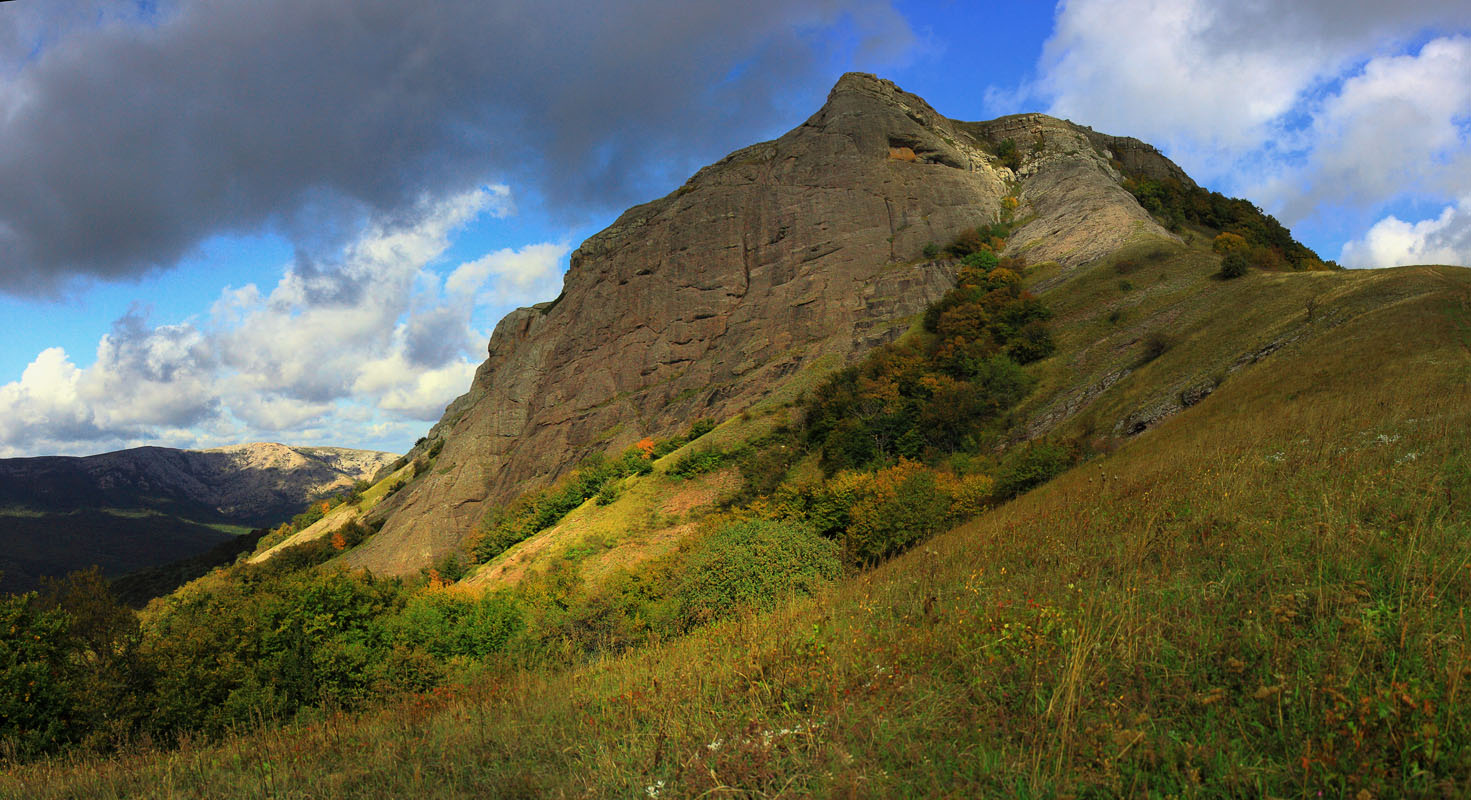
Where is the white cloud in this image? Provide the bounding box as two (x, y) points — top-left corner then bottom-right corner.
(1040, 2), (1471, 160)
(1340, 197), (1471, 267)
(1040, 0), (1323, 158)
(359, 356), (481, 421)
(1033, 0), (1471, 242)
(0, 347), (99, 453)
(1258, 36), (1471, 221)
(0, 184), (571, 456)
(447, 241), (572, 306)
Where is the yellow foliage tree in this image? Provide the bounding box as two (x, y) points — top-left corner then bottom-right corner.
(1213, 232), (1248, 254)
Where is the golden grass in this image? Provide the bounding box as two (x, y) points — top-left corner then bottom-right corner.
(11, 260), (1471, 798)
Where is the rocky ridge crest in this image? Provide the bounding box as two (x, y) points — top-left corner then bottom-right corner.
(349, 73), (1185, 575)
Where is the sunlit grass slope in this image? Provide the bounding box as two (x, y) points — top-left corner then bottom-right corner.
(11, 262), (1470, 797)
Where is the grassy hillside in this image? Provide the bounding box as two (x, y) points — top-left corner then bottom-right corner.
(6, 236), (1469, 796)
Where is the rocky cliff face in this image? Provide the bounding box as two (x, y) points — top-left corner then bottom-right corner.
(349, 73), (1185, 576)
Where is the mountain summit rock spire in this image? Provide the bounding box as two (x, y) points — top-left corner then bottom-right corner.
(345, 74), (1186, 575)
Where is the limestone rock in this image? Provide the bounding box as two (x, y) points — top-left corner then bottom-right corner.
(348, 74), (1186, 576)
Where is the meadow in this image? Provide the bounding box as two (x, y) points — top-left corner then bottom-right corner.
(7, 259), (1468, 798)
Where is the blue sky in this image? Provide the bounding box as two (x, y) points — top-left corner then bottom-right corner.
(1, 0), (1469, 458)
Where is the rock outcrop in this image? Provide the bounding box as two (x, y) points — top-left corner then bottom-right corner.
(349, 73), (1185, 576)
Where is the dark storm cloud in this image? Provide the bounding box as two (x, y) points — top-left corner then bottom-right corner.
(0, 0), (914, 295)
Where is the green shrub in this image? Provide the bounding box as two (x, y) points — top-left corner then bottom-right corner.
(845, 466), (951, 565)
(1218, 251), (1249, 279)
(0, 593), (76, 756)
(669, 448), (727, 479)
(961, 250), (999, 270)
(595, 481), (622, 506)
(993, 441), (1072, 500)
(687, 419), (717, 439)
(1140, 330), (1173, 364)
(676, 520), (840, 629)
(1005, 320), (1056, 365)
(994, 137), (1021, 171)
(391, 590), (522, 660)
(729, 429), (805, 504)
(554, 567), (680, 653)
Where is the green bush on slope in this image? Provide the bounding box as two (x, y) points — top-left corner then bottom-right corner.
(676, 520), (840, 629)
(805, 259), (1052, 474)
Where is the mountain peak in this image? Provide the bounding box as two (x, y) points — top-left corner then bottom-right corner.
(341, 75), (1197, 575)
(807, 72), (954, 148)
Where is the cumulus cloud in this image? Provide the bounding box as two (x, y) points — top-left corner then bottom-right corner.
(0, 188), (567, 457)
(1027, 1), (1471, 263)
(1340, 197), (1471, 267)
(1039, 1), (1471, 166)
(1259, 36), (1471, 221)
(0, 348), (103, 449)
(446, 242), (571, 307)
(0, 0), (914, 295)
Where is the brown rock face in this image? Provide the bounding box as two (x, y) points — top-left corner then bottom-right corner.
(347, 74), (1182, 575)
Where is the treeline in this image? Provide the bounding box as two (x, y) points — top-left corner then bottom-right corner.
(0, 563), (524, 758)
(1123, 175), (1338, 271)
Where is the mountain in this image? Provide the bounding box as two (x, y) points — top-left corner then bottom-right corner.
(15, 73), (1471, 796)
(0, 442), (395, 593)
(345, 73), (1186, 575)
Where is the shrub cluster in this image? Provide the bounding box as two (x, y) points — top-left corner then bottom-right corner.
(753, 460), (993, 565)
(1218, 251), (1250, 280)
(471, 451), (651, 563)
(1122, 175), (1334, 271)
(991, 441), (1073, 500)
(668, 447), (728, 479)
(675, 520), (840, 628)
(806, 260), (1051, 473)
(0, 565), (524, 756)
(471, 419), (720, 563)
(992, 137), (1021, 171)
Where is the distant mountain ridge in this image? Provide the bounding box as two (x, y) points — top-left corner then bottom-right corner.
(0, 442), (395, 593)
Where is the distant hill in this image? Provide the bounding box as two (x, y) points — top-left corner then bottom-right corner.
(0, 442), (395, 594)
